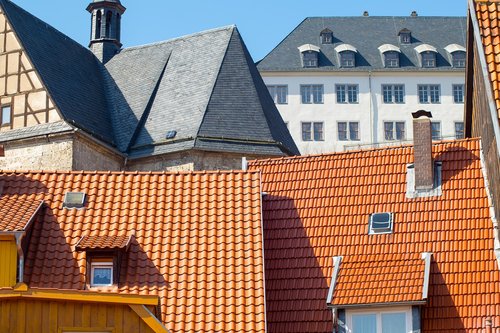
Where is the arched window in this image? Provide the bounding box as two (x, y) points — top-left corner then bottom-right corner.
(105, 11), (113, 38)
(95, 10), (102, 39)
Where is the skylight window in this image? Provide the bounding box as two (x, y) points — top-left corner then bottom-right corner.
(63, 192), (86, 209)
(369, 213), (393, 234)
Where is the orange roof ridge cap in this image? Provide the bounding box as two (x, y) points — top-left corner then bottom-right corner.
(0, 169), (261, 177)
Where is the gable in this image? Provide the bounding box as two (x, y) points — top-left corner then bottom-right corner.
(0, 7), (61, 132)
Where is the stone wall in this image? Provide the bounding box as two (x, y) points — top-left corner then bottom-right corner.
(127, 150), (273, 171)
(72, 134), (122, 171)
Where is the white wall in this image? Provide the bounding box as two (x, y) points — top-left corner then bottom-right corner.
(263, 71), (465, 155)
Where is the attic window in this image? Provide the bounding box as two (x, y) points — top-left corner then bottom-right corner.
(421, 52), (436, 68)
(340, 51), (355, 68)
(63, 192), (86, 209)
(369, 213), (393, 234)
(452, 51), (466, 68)
(384, 51), (400, 68)
(399, 29), (412, 44)
(320, 29), (333, 44)
(298, 44), (320, 68)
(166, 130), (177, 140)
(90, 259), (113, 287)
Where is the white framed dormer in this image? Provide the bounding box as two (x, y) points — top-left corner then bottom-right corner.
(444, 44), (466, 68)
(298, 44), (320, 68)
(345, 306), (413, 333)
(335, 44), (357, 68)
(378, 44), (401, 68)
(414, 44), (438, 68)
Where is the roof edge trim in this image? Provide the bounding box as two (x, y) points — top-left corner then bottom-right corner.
(326, 256), (342, 304)
(444, 43), (466, 54)
(468, 0), (500, 160)
(414, 44), (438, 53)
(378, 44), (401, 54)
(129, 304), (170, 333)
(421, 252), (432, 299)
(335, 44), (358, 53)
(298, 44), (321, 53)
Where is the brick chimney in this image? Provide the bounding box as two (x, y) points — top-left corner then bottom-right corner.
(412, 110), (434, 190)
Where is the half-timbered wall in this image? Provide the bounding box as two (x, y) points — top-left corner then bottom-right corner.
(0, 299), (155, 333)
(0, 8), (61, 132)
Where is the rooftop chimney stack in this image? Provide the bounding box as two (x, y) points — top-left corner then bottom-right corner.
(363, 11), (369, 17)
(411, 11), (418, 17)
(412, 110), (434, 191)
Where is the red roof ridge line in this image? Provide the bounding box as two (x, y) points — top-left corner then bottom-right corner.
(0, 169), (261, 176)
(248, 138), (480, 165)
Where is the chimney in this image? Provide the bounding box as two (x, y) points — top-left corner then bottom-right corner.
(411, 11), (418, 17)
(412, 110), (434, 191)
(363, 11), (369, 17)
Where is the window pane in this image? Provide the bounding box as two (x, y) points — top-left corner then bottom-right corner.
(455, 122), (465, 139)
(384, 122), (394, 141)
(267, 86), (277, 103)
(396, 122), (405, 140)
(431, 122), (441, 140)
(352, 314), (376, 333)
(385, 52), (399, 68)
(430, 85), (440, 103)
(313, 122), (324, 141)
(349, 122), (359, 140)
(303, 52), (318, 67)
(302, 122), (312, 141)
(93, 267), (112, 285)
(301, 86), (312, 104)
(394, 85), (404, 103)
(382, 313), (407, 333)
(2, 106), (11, 125)
(312, 85), (324, 103)
(338, 122), (347, 141)
(382, 85), (392, 103)
(453, 52), (466, 68)
(348, 85), (358, 103)
(422, 52), (436, 68)
(453, 84), (464, 103)
(341, 52), (355, 67)
(337, 85), (346, 103)
(418, 86), (428, 103)
(277, 86), (288, 104)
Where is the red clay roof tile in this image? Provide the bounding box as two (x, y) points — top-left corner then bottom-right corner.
(0, 195), (43, 232)
(75, 234), (133, 251)
(1, 170), (265, 333)
(249, 138), (500, 332)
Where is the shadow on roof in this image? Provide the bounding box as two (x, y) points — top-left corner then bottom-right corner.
(435, 145), (479, 186)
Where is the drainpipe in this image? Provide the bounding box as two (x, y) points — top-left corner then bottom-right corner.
(14, 232), (25, 283)
(368, 70), (375, 145)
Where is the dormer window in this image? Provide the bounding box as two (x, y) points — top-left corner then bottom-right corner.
(76, 234), (134, 289)
(399, 28), (412, 44)
(335, 44), (357, 68)
(415, 44), (438, 68)
(298, 44), (320, 68)
(444, 44), (466, 68)
(369, 213), (393, 234)
(378, 44), (401, 68)
(320, 29), (333, 44)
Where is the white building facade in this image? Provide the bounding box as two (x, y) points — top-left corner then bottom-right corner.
(258, 16), (466, 154)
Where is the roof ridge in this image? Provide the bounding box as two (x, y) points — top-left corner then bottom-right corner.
(0, 169), (259, 176)
(305, 16), (467, 19)
(121, 25), (236, 52)
(248, 138), (481, 165)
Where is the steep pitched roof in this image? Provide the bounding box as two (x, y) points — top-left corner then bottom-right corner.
(0, 170), (266, 333)
(0, 195), (42, 232)
(258, 16), (467, 72)
(0, 0), (298, 158)
(0, 0), (115, 144)
(248, 138), (500, 332)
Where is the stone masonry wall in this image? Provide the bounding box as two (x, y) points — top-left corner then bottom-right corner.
(72, 135), (122, 171)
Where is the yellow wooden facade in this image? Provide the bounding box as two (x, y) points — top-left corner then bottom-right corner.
(0, 238), (16, 288)
(0, 298), (156, 333)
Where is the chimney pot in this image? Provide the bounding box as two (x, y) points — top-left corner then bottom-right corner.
(411, 11), (418, 17)
(412, 110), (434, 191)
(363, 11), (369, 17)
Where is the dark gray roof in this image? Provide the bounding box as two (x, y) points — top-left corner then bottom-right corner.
(258, 16), (467, 72)
(1, 1), (298, 158)
(0, 121), (73, 143)
(0, 0), (115, 144)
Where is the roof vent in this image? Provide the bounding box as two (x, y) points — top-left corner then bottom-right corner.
(369, 212), (393, 234)
(165, 130), (177, 140)
(363, 11), (369, 17)
(411, 11), (418, 17)
(63, 192), (86, 209)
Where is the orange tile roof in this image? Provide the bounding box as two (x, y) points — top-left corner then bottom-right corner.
(474, 0), (500, 118)
(248, 138), (500, 332)
(0, 194), (42, 232)
(75, 234), (133, 251)
(0, 170), (265, 333)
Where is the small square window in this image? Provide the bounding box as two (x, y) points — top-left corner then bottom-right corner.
(384, 122), (405, 141)
(302, 122), (324, 141)
(369, 212), (393, 234)
(338, 122), (360, 141)
(90, 261), (113, 287)
(63, 192), (86, 209)
(1, 105), (11, 126)
(340, 51), (355, 68)
(321, 32), (333, 44)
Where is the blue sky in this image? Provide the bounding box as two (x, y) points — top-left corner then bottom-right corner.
(14, 0), (468, 61)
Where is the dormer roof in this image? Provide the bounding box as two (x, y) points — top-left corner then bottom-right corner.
(378, 43), (401, 53)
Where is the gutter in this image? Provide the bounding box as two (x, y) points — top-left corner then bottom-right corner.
(328, 300), (427, 310)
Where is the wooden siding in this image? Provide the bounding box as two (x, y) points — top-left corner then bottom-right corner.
(0, 299), (156, 333)
(0, 7), (61, 131)
(470, 43), (500, 221)
(0, 240), (16, 288)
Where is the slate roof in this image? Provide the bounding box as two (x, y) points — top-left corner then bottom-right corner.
(0, 170), (266, 333)
(248, 138), (500, 332)
(472, 0), (500, 119)
(0, 1), (298, 158)
(258, 16), (467, 72)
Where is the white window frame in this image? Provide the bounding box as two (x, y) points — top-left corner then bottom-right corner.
(452, 84), (464, 104)
(301, 121), (324, 141)
(455, 121), (465, 139)
(383, 121), (406, 141)
(382, 84), (405, 104)
(267, 85), (288, 104)
(301, 84), (324, 104)
(90, 261), (114, 287)
(337, 121), (360, 141)
(431, 121), (441, 141)
(368, 212), (393, 234)
(346, 306), (413, 333)
(1, 105), (11, 126)
(418, 84), (440, 104)
(336, 84), (359, 104)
